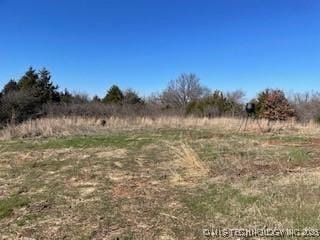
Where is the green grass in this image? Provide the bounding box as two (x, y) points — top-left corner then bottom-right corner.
(265, 182), (320, 228)
(183, 184), (260, 218)
(287, 148), (311, 165)
(0, 128), (224, 151)
(0, 195), (30, 219)
(2, 134), (152, 151)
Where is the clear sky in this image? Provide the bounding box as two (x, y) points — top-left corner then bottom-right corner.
(0, 0), (319, 99)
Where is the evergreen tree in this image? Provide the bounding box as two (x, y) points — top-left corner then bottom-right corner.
(123, 89), (142, 104)
(18, 67), (39, 91)
(256, 89), (296, 121)
(37, 68), (60, 103)
(2, 80), (19, 95)
(102, 85), (124, 104)
(0, 67), (62, 123)
(186, 90), (232, 117)
(60, 89), (73, 104)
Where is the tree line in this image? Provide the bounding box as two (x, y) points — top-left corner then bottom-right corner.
(0, 67), (319, 126)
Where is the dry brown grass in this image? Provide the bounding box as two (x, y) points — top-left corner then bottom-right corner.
(167, 143), (209, 185)
(0, 116), (319, 140)
(1, 119), (320, 239)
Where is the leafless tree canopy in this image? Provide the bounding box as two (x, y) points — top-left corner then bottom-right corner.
(161, 73), (209, 108)
(225, 90), (246, 116)
(225, 90), (245, 104)
(290, 91), (320, 122)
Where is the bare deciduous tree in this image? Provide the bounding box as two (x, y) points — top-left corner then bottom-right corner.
(290, 91), (320, 122)
(161, 73), (209, 108)
(225, 90), (246, 117)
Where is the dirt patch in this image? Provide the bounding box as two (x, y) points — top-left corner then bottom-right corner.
(111, 177), (157, 199)
(251, 162), (282, 175)
(28, 200), (53, 213)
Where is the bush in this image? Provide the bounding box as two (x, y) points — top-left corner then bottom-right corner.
(255, 89), (296, 121)
(186, 90), (243, 117)
(314, 116), (320, 125)
(0, 91), (41, 124)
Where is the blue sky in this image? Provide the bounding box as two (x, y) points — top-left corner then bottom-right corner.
(0, 0), (319, 99)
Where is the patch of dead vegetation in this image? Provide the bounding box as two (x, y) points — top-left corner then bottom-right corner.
(110, 176), (160, 199)
(95, 148), (128, 159)
(261, 138), (320, 150)
(233, 166), (320, 201)
(275, 167), (320, 187)
(27, 200), (53, 213)
(2, 116), (320, 140)
(0, 147), (128, 164)
(163, 142), (209, 186)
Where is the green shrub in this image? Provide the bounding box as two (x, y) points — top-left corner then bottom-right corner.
(314, 116), (320, 125)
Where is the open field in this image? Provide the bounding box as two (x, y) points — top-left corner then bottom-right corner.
(1, 117), (320, 239)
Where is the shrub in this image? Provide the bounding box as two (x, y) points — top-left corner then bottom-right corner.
(315, 116), (320, 125)
(0, 91), (41, 124)
(186, 90), (239, 117)
(256, 89), (296, 121)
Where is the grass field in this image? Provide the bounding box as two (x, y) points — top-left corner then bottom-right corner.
(1, 117), (320, 239)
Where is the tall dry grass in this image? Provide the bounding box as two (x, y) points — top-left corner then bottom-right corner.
(169, 143), (209, 182)
(0, 116), (319, 140)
